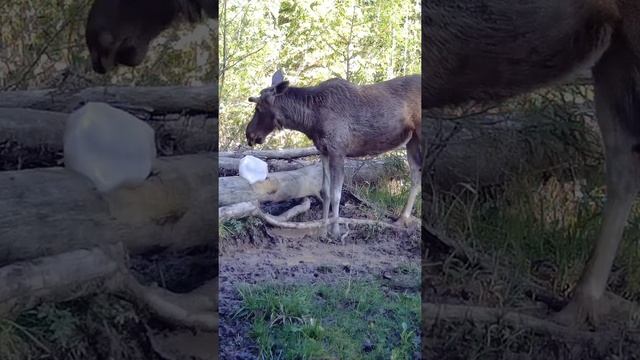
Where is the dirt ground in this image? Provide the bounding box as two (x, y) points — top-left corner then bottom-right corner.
(424, 229), (640, 360)
(219, 197), (422, 359)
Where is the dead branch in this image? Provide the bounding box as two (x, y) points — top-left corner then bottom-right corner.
(424, 226), (565, 307)
(124, 275), (218, 331)
(258, 213), (405, 230)
(424, 302), (607, 343)
(219, 197), (404, 231)
(219, 198), (311, 222)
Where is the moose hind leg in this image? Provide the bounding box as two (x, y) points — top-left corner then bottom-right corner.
(328, 155), (345, 239)
(396, 134), (422, 226)
(555, 36), (640, 327)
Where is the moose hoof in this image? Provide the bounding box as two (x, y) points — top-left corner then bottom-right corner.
(393, 216), (418, 228)
(552, 294), (609, 328)
(329, 225), (341, 240)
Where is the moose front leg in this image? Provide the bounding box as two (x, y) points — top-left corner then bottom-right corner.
(320, 154), (331, 237)
(328, 154), (346, 239)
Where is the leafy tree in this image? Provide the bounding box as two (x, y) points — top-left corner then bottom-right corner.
(0, 0), (216, 90)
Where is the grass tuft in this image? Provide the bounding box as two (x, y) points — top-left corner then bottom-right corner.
(235, 280), (420, 359)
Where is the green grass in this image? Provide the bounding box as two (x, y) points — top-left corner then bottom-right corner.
(0, 295), (143, 360)
(352, 153), (421, 219)
(235, 280), (421, 359)
(220, 218), (249, 240)
(430, 172), (640, 300)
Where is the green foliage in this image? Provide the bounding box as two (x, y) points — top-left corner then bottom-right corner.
(351, 153), (423, 219)
(220, 218), (248, 240)
(431, 171), (640, 300)
(235, 280), (421, 359)
(219, 0), (421, 150)
(0, 0), (216, 89)
(0, 295), (146, 360)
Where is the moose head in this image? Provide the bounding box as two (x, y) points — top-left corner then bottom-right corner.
(85, 0), (195, 74)
(245, 69), (290, 146)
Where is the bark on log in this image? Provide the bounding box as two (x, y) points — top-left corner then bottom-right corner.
(0, 85), (217, 114)
(0, 243), (218, 331)
(0, 243), (125, 316)
(218, 159), (401, 206)
(0, 108), (216, 170)
(0, 153), (217, 266)
(219, 165), (321, 207)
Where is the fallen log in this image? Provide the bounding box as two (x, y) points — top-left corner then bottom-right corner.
(219, 156), (392, 176)
(423, 107), (602, 189)
(218, 159), (402, 206)
(0, 153), (217, 265)
(219, 147), (319, 159)
(0, 85), (217, 114)
(218, 157), (312, 176)
(0, 108), (216, 165)
(0, 243), (218, 331)
(0, 243), (126, 316)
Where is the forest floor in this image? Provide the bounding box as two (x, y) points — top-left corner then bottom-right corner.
(218, 197), (422, 359)
(0, 244), (218, 360)
(0, 151), (218, 360)
(423, 174), (640, 360)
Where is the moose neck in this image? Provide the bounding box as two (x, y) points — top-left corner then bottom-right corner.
(273, 89), (318, 136)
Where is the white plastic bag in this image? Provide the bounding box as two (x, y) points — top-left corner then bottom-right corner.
(238, 155), (268, 184)
(63, 102), (156, 192)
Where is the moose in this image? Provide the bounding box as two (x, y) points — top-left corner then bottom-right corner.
(245, 70), (421, 239)
(85, 0), (217, 74)
(424, 0), (639, 327)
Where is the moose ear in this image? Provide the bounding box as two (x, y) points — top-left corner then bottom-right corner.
(274, 81), (289, 95)
(248, 96), (259, 103)
(271, 69), (284, 86)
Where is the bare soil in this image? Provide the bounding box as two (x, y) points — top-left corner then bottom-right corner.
(218, 197), (421, 359)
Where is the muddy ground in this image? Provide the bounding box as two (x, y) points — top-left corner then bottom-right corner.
(219, 197), (422, 359)
(424, 229), (640, 360)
